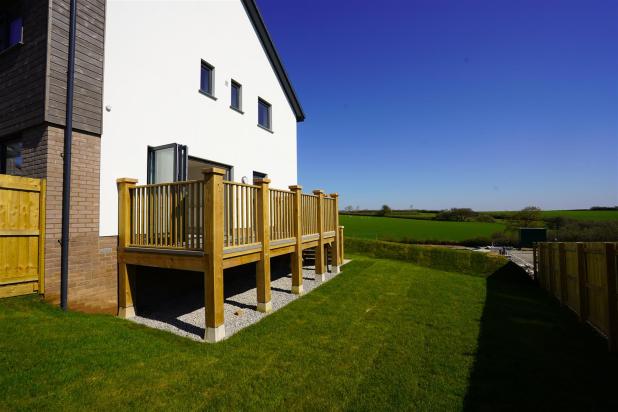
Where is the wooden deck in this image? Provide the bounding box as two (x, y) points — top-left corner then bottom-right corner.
(116, 168), (343, 342)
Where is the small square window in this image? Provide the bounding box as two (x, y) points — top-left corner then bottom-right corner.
(258, 98), (272, 131)
(0, 13), (23, 52)
(231, 80), (242, 112)
(200, 60), (214, 96)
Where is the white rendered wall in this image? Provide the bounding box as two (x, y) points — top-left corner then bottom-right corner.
(99, 0), (298, 236)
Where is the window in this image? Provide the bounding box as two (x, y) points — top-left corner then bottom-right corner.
(230, 80), (242, 112)
(188, 156), (233, 181)
(147, 143), (187, 184)
(0, 6), (23, 53)
(199, 60), (214, 97)
(252, 171), (267, 183)
(258, 98), (272, 131)
(0, 140), (24, 176)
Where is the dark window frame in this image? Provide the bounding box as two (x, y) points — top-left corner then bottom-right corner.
(0, 2), (24, 54)
(257, 98), (272, 132)
(147, 143), (187, 184)
(230, 80), (243, 113)
(199, 60), (216, 99)
(0, 135), (24, 175)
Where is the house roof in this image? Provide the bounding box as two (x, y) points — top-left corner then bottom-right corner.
(241, 0), (305, 122)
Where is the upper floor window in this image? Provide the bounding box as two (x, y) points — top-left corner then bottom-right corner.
(199, 60), (214, 98)
(0, 8), (23, 53)
(258, 98), (272, 131)
(230, 80), (242, 112)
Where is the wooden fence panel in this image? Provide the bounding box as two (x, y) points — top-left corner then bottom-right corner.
(564, 243), (580, 315)
(585, 243), (609, 336)
(550, 243), (562, 299)
(0, 174), (45, 298)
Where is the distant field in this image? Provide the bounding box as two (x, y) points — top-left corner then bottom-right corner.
(481, 210), (618, 221)
(340, 215), (506, 242)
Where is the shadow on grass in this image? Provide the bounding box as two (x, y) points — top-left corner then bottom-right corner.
(464, 262), (618, 411)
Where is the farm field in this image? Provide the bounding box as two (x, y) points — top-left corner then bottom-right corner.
(340, 214), (506, 242)
(1, 256), (617, 410)
(482, 210), (618, 221)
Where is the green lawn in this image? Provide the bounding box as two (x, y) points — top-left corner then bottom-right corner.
(1, 256), (617, 410)
(340, 214), (506, 242)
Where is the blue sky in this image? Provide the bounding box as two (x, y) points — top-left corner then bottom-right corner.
(258, 0), (618, 211)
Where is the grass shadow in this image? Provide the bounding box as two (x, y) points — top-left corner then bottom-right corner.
(464, 262), (618, 410)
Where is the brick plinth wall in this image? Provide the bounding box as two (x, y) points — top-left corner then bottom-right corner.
(16, 124), (118, 313)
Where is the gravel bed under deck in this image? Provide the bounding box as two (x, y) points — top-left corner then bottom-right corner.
(130, 261), (349, 341)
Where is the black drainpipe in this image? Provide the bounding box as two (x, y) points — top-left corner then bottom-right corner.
(60, 0), (78, 311)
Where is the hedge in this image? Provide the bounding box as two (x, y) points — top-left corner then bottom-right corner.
(344, 237), (507, 277)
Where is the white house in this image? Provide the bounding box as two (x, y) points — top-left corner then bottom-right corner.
(99, 0), (305, 236)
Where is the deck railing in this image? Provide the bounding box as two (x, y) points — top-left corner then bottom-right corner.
(224, 181), (259, 248)
(270, 188), (295, 241)
(119, 171), (340, 253)
(301, 193), (319, 236)
(128, 180), (203, 250)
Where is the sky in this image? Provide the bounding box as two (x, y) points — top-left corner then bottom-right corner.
(257, 0), (618, 211)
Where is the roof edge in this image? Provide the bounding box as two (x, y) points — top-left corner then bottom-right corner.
(241, 0), (305, 122)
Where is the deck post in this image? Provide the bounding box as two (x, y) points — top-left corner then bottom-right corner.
(289, 185), (304, 294)
(313, 189), (326, 281)
(117, 177), (138, 318)
(203, 167), (226, 342)
(329, 193), (340, 274)
(256, 178), (272, 312)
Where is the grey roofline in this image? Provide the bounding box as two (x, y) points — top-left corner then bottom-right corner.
(241, 0), (305, 122)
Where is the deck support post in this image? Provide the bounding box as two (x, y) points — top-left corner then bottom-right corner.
(117, 178), (138, 318)
(313, 189), (326, 281)
(203, 168), (226, 342)
(329, 193), (340, 274)
(289, 185), (304, 294)
(256, 178), (272, 312)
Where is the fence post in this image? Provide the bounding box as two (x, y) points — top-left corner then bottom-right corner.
(605, 243), (618, 352)
(577, 243), (588, 322)
(559, 243), (568, 304)
(339, 225), (345, 266)
(289, 185), (303, 294)
(38, 179), (47, 295)
(329, 193), (341, 274)
(532, 242), (538, 283)
(203, 167), (225, 342)
(116, 177), (138, 318)
(313, 189), (326, 281)
(256, 178), (272, 312)
(540, 243), (548, 290)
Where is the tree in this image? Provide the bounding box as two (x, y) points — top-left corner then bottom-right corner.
(344, 205), (354, 212)
(513, 206), (542, 227)
(435, 208), (477, 222)
(378, 204), (392, 216)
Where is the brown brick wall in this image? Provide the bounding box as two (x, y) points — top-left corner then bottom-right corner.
(13, 124), (118, 313)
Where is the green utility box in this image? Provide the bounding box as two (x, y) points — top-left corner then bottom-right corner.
(519, 228), (547, 248)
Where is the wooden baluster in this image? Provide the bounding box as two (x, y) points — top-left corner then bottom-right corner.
(116, 178), (138, 318)
(202, 168), (225, 342)
(256, 178), (272, 312)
